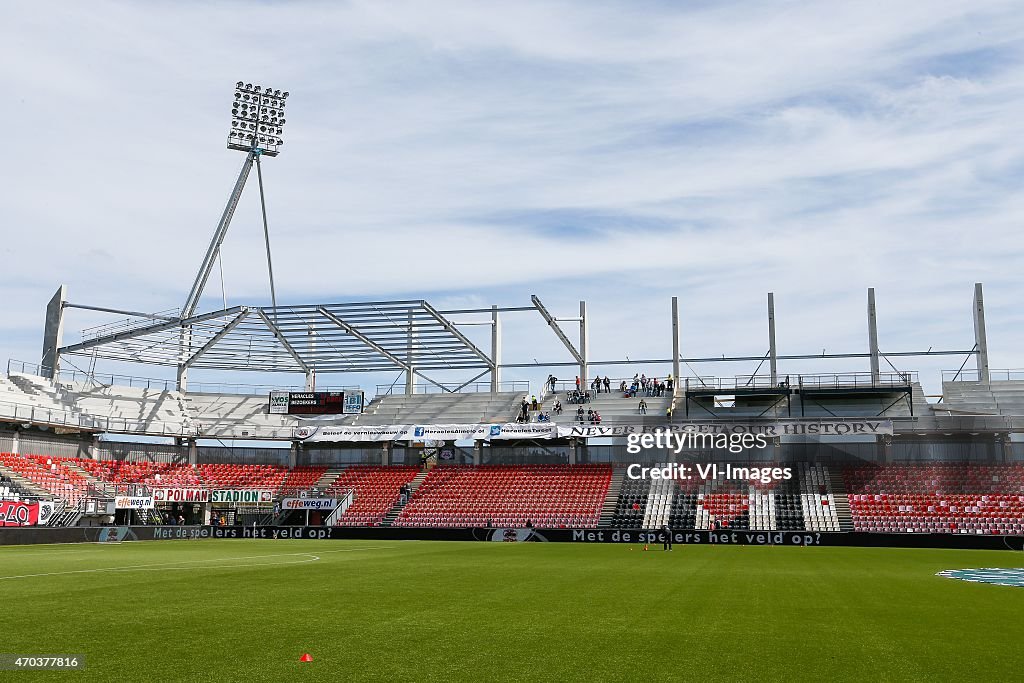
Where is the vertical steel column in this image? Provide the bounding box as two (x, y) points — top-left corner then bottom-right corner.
(973, 282), (990, 383)
(579, 301), (589, 393)
(490, 305), (502, 392)
(867, 288), (880, 384)
(41, 285), (67, 380)
(405, 310), (416, 395)
(768, 292), (778, 385)
(671, 296), (681, 395)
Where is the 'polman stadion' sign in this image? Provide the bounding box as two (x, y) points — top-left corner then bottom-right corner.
(292, 420), (893, 443)
(211, 490), (275, 504)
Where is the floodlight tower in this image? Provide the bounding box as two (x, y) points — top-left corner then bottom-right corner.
(182, 82), (289, 319)
(177, 82), (290, 391)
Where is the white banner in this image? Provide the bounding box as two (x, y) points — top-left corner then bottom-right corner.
(292, 419), (892, 442)
(152, 488), (210, 503)
(211, 490), (275, 504)
(115, 496), (154, 509)
(292, 423), (560, 442)
(281, 498), (338, 510)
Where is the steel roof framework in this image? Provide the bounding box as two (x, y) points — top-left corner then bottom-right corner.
(59, 301), (496, 375)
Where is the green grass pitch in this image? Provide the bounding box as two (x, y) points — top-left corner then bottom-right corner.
(2, 539), (1023, 681)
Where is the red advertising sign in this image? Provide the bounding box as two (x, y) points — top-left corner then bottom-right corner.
(0, 501), (55, 526)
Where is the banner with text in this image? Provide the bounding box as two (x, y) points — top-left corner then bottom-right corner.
(114, 496), (154, 509)
(292, 419), (892, 442)
(152, 488), (210, 503)
(211, 490), (275, 504)
(0, 501), (55, 526)
(281, 498), (339, 511)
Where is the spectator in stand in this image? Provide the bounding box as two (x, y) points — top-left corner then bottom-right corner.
(531, 395), (539, 410)
(548, 375), (557, 393)
(553, 399), (562, 415)
(639, 398), (647, 414)
(592, 411), (602, 425)
(666, 406), (674, 423)
(575, 376), (581, 391)
(667, 375), (674, 392)
(576, 406), (585, 422)
(586, 409), (594, 423)
(603, 376), (611, 393)
(519, 399), (529, 422)
(619, 380), (627, 394)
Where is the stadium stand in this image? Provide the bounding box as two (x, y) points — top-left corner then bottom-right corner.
(0, 447), (1021, 536)
(394, 464), (612, 528)
(323, 465), (420, 526)
(0, 453), (92, 504)
(195, 463), (291, 490)
(844, 463), (1024, 535)
(355, 392), (526, 426)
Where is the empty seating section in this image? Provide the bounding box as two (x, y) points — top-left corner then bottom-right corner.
(355, 392), (526, 425)
(0, 453), (92, 504)
(844, 463), (1024, 535)
(196, 464), (290, 490)
(394, 465), (612, 528)
(325, 466), (419, 527)
(74, 459), (203, 490)
(0, 448), (1021, 537)
(610, 475), (650, 527)
(280, 466), (328, 492)
(799, 463), (839, 532)
(610, 464), (809, 531)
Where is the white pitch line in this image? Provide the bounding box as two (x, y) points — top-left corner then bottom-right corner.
(0, 545), (395, 581)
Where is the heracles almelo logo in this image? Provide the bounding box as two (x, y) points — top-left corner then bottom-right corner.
(293, 426), (316, 439)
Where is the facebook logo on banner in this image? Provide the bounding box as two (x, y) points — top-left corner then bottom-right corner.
(489, 426), (501, 437)
(414, 427), (425, 437)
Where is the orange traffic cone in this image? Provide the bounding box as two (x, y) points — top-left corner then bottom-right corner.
(300, 653), (313, 663)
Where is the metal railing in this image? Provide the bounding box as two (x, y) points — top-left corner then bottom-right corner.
(8, 359), (359, 395)
(375, 381), (529, 396)
(943, 369), (1024, 383)
(797, 372), (916, 390)
(0, 397), (304, 440)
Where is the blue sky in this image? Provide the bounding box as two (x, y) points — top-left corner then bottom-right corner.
(1, 0), (1022, 396)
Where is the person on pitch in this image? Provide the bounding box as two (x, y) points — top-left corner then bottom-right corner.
(663, 524), (673, 551)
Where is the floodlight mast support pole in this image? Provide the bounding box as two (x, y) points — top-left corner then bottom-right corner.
(182, 150), (257, 319)
(255, 154), (278, 316)
(177, 149), (256, 391)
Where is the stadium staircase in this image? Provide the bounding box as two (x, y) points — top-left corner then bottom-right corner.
(314, 467), (346, 492)
(60, 460), (115, 497)
(380, 470), (429, 527)
(598, 467), (626, 527)
(826, 464), (855, 531)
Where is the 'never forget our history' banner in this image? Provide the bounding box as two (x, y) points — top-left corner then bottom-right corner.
(291, 419), (893, 442)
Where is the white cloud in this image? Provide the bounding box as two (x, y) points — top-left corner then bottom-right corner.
(1, 0), (1021, 395)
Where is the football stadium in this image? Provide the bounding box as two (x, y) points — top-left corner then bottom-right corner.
(3, 2), (1024, 681)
